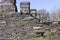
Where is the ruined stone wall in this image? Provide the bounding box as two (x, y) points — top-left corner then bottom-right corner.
(1, 0), (16, 5)
(20, 2), (30, 14)
(0, 0), (17, 13)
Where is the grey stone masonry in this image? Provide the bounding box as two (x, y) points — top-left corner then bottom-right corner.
(20, 2), (30, 14)
(0, 0), (17, 13)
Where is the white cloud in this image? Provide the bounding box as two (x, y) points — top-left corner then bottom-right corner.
(18, 9), (20, 12)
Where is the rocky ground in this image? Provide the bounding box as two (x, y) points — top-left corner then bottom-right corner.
(0, 13), (60, 40)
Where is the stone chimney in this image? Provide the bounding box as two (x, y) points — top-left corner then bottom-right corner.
(30, 9), (37, 17)
(20, 1), (30, 14)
